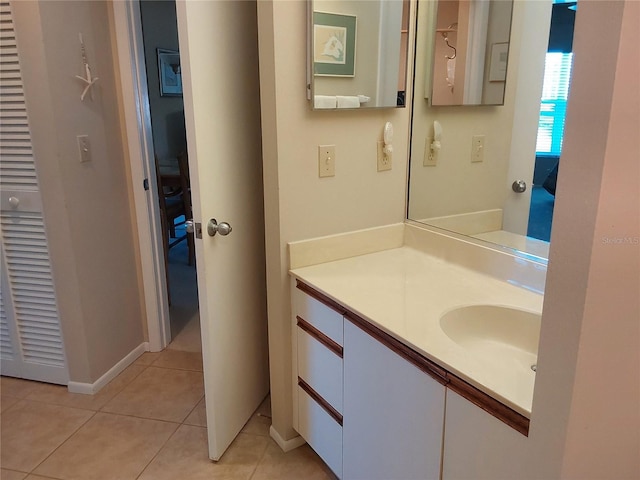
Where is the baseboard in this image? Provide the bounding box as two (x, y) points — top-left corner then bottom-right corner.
(269, 425), (306, 453)
(67, 342), (149, 395)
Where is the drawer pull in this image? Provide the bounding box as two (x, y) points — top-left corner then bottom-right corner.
(297, 316), (343, 358)
(298, 377), (343, 426)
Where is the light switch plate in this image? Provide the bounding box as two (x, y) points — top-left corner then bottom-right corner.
(77, 135), (91, 163)
(318, 145), (335, 177)
(377, 140), (392, 171)
(471, 135), (485, 163)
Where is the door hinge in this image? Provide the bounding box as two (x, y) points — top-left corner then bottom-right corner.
(143, 178), (149, 191)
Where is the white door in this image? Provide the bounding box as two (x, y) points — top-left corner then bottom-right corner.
(176, 1), (270, 460)
(502, 1), (552, 235)
(0, 1), (68, 385)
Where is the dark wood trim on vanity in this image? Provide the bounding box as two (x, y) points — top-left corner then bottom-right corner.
(296, 280), (531, 436)
(345, 311), (449, 386)
(296, 280), (346, 315)
(298, 377), (344, 426)
(297, 316), (344, 357)
(446, 374), (530, 436)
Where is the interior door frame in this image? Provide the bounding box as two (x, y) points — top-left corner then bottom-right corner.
(111, 0), (170, 352)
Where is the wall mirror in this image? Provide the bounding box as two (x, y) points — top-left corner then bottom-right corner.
(429, 0), (514, 106)
(308, 0), (411, 110)
(408, 0), (577, 262)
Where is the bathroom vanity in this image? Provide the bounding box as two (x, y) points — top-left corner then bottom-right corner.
(289, 223), (545, 479)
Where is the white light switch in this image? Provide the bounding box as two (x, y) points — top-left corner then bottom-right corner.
(471, 135), (484, 163)
(77, 135), (91, 163)
(318, 145), (335, 177)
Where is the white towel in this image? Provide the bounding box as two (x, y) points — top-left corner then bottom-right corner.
(314, 95), (337, 109)
(336, 95), (360, 108)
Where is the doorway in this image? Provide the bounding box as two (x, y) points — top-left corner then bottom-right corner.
(139, 0), (200, 353)
(528, 0), (576, 242)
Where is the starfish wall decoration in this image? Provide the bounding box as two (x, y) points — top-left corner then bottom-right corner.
(75, 33), (99, 101)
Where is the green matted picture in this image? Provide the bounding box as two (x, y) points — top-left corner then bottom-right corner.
(313, 12), (356, 77)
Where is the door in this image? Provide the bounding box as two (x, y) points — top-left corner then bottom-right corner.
(175, 1), (269, 460)
(0, 1), (68, 385)
(502, 0), (553, 235)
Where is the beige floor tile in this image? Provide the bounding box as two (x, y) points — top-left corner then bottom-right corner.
(1, 469), (27, 480)
(133, 351), (162, 366)
(1, 395), (20, 413)
(251, 441), (337, 480)
(0, 400), (93, 472)
(256, 395), (271, 417)
(241, 412), (271, 437)
(184, 397), (207, 427)
(138, 425), (268, 480)
(24, 476), (57, 480)
(0, 377), (39, 398)
(101, 366), (204, 422)
(33, 412), (177, 480)
(24, 364), (145, 411)
(151, 349), (203, 371)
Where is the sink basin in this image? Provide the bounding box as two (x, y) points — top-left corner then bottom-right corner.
(440, 305), (541, 369)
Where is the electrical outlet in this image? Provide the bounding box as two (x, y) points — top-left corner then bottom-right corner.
(377, 140), (392, 171)
(424, 136), (437, 166)
(471, 135), (485, 163)
(318, 145), (335, 177)
(77, 135), (91, 163)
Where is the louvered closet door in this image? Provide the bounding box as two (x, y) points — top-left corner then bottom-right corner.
(0, 1), (68, 385)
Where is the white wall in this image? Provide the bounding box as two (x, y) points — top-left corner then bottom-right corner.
(257, 0), (414, 442)
(12, 0), (145, 384)
(139, 0), (186, 164)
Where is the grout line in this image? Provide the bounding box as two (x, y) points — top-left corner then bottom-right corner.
(27, 409), (97, 476)
(247, 434), (272, 480)
(134, 420), (181, 480)
(181, 394), (205, 425)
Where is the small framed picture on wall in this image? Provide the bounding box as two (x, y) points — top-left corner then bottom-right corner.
(157, 48), (182, 96)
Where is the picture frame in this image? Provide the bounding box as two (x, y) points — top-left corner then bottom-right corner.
(313, 12), (357, 77)
(489, 42), (509, 82)
(157, 48), (182, 96)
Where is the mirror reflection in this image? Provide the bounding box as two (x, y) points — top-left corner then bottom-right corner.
(309, 0), (410, 110)
(408, 0), (577, 260)
(430, 0), (514, 106)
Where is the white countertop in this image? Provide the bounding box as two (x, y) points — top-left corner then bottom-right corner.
(290, 245), (543, 417)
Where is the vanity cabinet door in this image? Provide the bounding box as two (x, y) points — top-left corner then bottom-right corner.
(442, 390), (531, 480)
(343, 320), (446, 480)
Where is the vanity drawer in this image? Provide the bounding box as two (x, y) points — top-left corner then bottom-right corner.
(298, 384), (343, 478)
(297, 326), (343, 413)
(294, 283), (344, 346)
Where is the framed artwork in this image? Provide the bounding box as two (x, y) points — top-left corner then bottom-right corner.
(313, 12), (356, 77)
(489, 42), (509, 82)
(157, 48), (182, 96)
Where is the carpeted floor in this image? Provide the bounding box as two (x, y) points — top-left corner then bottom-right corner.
(166, 219), (201, 352)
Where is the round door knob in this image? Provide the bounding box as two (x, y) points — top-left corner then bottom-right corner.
(8, 196), (19, 209)
(512, 180), (527, 193)
(207, 218), (232, 237)
(185, 220), (195, 234)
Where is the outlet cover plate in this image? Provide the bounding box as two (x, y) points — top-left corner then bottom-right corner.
(377, 140), (392, 171)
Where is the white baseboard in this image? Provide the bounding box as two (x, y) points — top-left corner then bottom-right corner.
(67, 342), (149, 395)
(269, 425), (306, 453)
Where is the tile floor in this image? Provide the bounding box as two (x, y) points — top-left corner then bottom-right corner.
(0, 350), (336, 480)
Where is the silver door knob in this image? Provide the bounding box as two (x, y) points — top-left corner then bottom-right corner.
(185, 219), (195, 233)
(512, 180), (527, 193)
(207, 218), (232, 237)
(8, 196), (19, 209)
